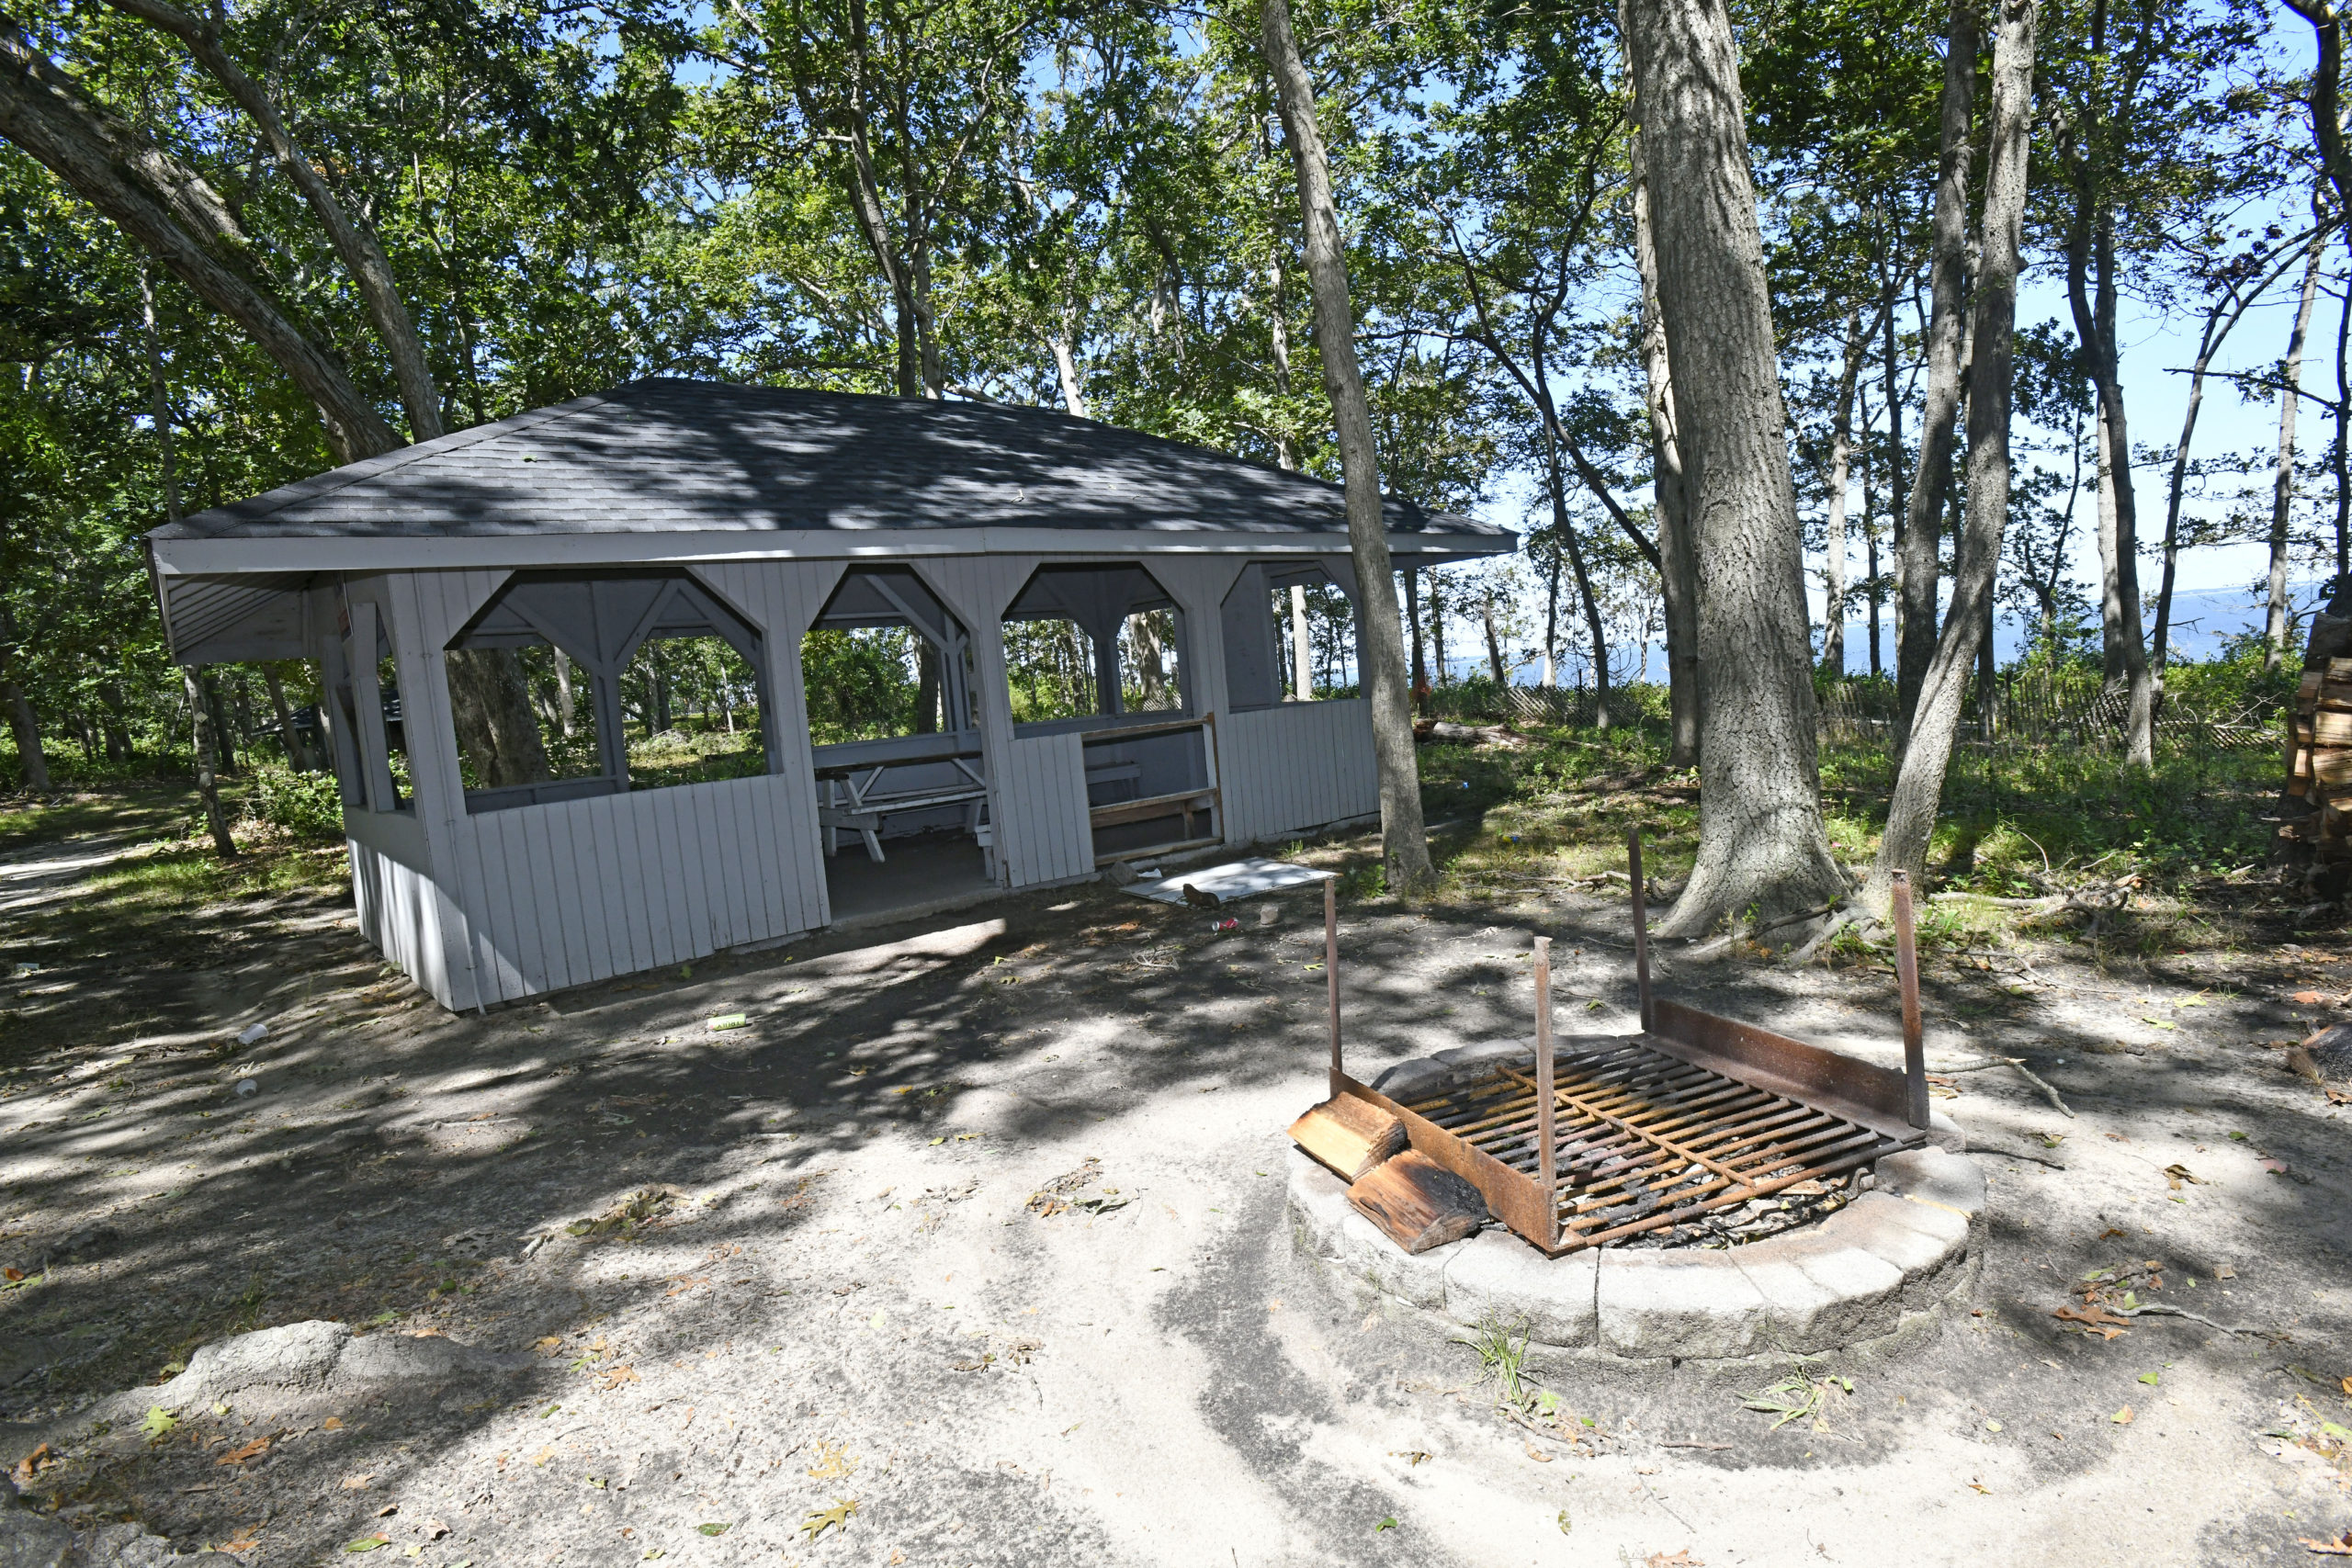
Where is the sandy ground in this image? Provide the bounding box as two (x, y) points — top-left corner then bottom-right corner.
(2, 822), (2350, 1567)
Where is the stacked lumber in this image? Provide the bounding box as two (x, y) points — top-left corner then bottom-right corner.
(1289, 1092), (1487, 1254)
(2283, 609), (2352, 877)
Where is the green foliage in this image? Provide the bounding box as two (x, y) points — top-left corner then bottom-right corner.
(801, 628), (922, 744)
(243, 766), (345, 842)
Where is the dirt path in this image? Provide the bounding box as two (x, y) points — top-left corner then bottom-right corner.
(2, 823), (2347, 1565)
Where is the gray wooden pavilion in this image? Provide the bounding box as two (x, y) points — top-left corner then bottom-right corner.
(147, 379), (1511, 1010)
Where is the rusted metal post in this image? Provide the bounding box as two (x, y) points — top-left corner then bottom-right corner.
(1532, 934), (1558, 1248)
(1325, 874), (1341, 1097)
(1626, 828), (1654, 1032)
(1890, 870), (1928, 1128)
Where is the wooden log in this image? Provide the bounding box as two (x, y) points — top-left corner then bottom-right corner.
(1289, 1094), (1408, 1182)
(1346, 1149), (1488, 1254)
(2318, 711), (2352, 748)
(2316, 750), (2352, 791)
(2302, 670), (2327, 703)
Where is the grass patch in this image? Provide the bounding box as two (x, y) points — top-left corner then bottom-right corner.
(78, 840), (348, 918)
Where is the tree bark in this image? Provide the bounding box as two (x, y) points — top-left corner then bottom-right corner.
(1404, 567), (1429, 706)
(1865, 0), (2037, 911)
(0, 17), (398, 463)
(2067, 169), (2154, 763)
(2267, 236), (2325, 668)
(1, 681), (47, 792)
(1542, 444), (1613, 727)
(182, 668), (234, 855)
(445, 649), (552, 788)
(1260, 0), (1432, 889)
(1894, 0), (1977, 749)
(139, 259), (179, 519)
(1823, 308), (1870, 673)
(262, 668), (309, 771)
(1631, 127), (1700, 767)
(102, 0), (444, 442)
(1625, 0), (1843, 934)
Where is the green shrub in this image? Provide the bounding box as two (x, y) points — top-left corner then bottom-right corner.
(244, 766), (346, 842)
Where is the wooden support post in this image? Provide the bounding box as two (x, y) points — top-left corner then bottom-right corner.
(1325, 874), (1341, 1098)
(1890, 869), (1928, 1128)
(1626, 827), (1653, 1032)
(1532, 933), (1557, 1248)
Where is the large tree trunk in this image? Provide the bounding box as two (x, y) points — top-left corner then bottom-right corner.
(1822, 309), (1869, 673)
(1625, 0), (1843, 935)
(1260, 0), (1432, 889)
(0, 19), (398, 463)
(2267, 237), (2325, 669)
(1894, 2), (1977, 750)
(1631, 129), (1700, 767)
(1865, 0), (2038, 911)
(445, 649), (552, 788)
(102, 0), (443, 443)
(2, 681), (47, 793)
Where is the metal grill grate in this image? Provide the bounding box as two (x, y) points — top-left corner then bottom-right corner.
(1394, 1037), (1917, 1251)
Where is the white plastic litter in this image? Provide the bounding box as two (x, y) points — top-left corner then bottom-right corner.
(235, 1079), (258, 1099)
(1122, 856), (1336, 906)
(235, 1023), (268, 1046)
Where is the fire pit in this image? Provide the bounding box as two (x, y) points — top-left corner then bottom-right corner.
(1284, 831), (1984, 1360)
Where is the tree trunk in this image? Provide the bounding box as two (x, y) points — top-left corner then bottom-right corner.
(1540, 545), (1560, 687)
(1631, 127), (1700, 767)
(181, 667), (233, 855)
(1404, 567), (1429, 706)
(1823, 309), (1869, 673)
(1051, 333), (1089, 418)
(1543, 445), (1613, 728)
(445, 649), (552, 788)
(1, 681), (47, 792)
(2155, 286), (2245, 674)
(1260, 0), (1432, 889)
(1481, 592), (1506, 685)
(2068, 176), (2154, 764)
(140, 259), (180, 520)
(1625, 0), (1843, 934)
(1862, 405), (1883, 679)
(2267, 236), (2326, 668)
(1865, 0), (2037, 911)
(1290, 584), (1316, 698)
(1894, 1), (1977, 750)
(102, 0), (443, 443)
(262, 668), (307, 770)
(0, 22), (399, 463)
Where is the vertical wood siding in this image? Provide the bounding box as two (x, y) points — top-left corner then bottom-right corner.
(1221, 697), (1378, 842)
(999, 729), (1094, 886)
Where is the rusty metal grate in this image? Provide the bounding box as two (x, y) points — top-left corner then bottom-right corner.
(1390, 1038), (1917, 1250)
(1308, 826), (1935, 1257)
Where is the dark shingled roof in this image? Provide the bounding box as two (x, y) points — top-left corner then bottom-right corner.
(152, 378), (1504, 543)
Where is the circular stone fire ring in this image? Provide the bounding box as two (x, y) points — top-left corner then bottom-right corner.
(1286, 1063), (1984, 1362)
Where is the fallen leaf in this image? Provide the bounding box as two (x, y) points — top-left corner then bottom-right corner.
(2052, 1303), (2131, 1340)
(342, 1538), (390, 1554)
(1524, 1442), (1553, 1462)
(1373, 1517), (1399, 1534)
(1646, 1552), (1703, 1567)
(2138, 1371), (2161, 1386)
(141, 1406), (177, 1441)
(2162, 1163), (2205, 1190)
(2301, 1530), (2352, 1555)
(530, 1448), (554, 1468)
(374, 1504), (396, 1517)
(216, 1438), (271, 1466)
(341, 1473), (375, 1491)
(532, 1337), (562, 1355)
(322, 1416), (345, 1431)
(695, 1522), (730, 1536)
(2262, 1157), (2290, 1176)
(600, 1366), (641, 1389)
(1, 1267), (19, 1282)
(2293, 991), (2329, 1006)
(2111, 1405), (2134, 1426)
(218, 1529), (262, 1553)
(807, 1441), (858, 1481)
(2215, 1263), (2236, 1280)
(798, 1499), (858, 1540)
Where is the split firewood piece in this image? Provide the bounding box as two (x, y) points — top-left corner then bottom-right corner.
(1347, 1150), (1487, 1254)
(1288, 1094), (1408, 1182)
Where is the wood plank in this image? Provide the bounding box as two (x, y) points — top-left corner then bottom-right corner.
(2317, 711), (2352, 748)
(1289, 1094), (1407, 1182)
(1346, 1151), (1487, 1254)
(1334, 1076), (1554, 1247)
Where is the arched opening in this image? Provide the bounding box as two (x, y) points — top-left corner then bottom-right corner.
(803, 567), (993, 918)
(1004, 563), (1217, 863)
(444, 570), (767, 813)
(1219, 560), (1360, 710)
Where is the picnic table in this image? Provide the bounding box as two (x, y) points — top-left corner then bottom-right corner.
(814, 754), (989, 863)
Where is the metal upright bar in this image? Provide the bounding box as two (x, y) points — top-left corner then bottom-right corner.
(1626, 828), (1654, 1032)
(1325, 874), (1342, 1098)
(1532, 934), (1558, 1247)
(1889, 870), (1928, 1129)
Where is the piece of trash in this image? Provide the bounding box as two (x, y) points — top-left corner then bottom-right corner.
(11, 963), (38, 977)
(236, 1079), (258, 1099)
(236, 1023), (268, 1046)
(2261, 1157), (2290, 1175)
(2301, 1529), (2352, 1556)
(707, 1014), (749, 1032)
(1214, 917), (1239, 932)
